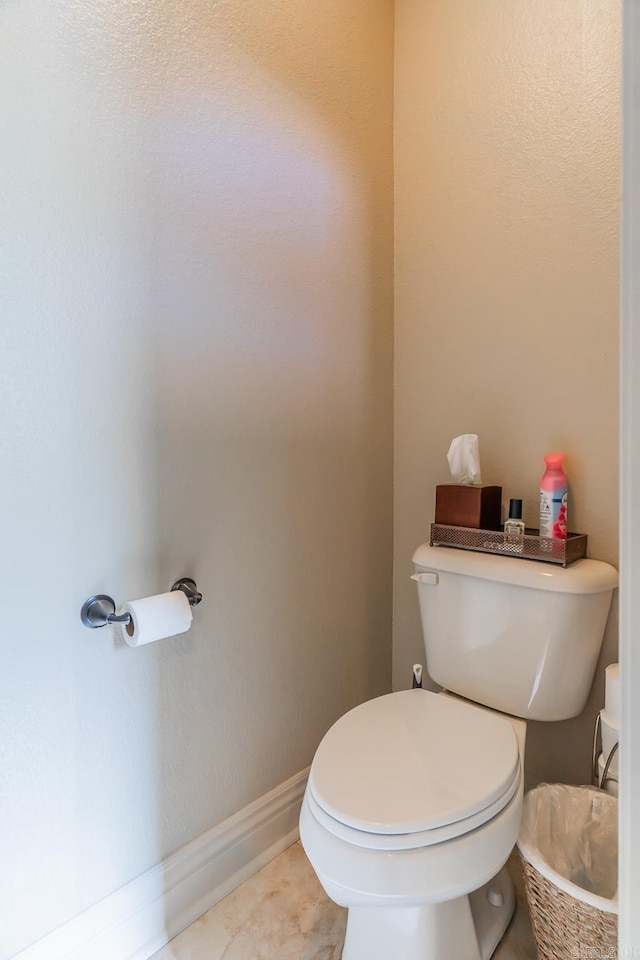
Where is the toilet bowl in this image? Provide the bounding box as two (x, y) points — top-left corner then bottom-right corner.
(300, 689), (525, 960)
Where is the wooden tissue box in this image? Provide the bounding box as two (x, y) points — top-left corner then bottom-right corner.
(435, 484), (502, 530)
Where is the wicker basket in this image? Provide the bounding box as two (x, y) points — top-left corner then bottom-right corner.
(517, 784), (618, 960)
(519, 855), (617, 960)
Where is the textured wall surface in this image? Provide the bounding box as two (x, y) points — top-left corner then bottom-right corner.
(0, 2), (393, 954)
(394, 0), (620, 784)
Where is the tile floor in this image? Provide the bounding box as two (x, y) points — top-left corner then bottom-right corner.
(152, 841), (537, 960)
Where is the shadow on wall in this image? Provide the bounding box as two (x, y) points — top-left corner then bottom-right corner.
(143, 3), (394, 867)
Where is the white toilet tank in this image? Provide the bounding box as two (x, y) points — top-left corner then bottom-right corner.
(412, 544), (618, 721)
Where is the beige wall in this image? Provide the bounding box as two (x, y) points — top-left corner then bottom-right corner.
(394, 0), (620, 784)
(0, 1), (393, 953)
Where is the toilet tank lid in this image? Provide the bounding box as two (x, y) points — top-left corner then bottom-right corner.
(412, 544), (618, 595)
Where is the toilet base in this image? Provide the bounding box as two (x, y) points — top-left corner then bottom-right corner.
(341, 866), (514, 960)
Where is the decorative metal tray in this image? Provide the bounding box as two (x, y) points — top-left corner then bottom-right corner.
(429, 523), (588, 567)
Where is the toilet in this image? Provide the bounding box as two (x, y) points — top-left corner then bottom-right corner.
(300, 544), (617, 960)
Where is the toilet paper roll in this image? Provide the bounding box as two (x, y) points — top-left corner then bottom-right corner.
(122, 591), (193, 647)
(605, 663), (620, 725)
(600, 709), (619, 762)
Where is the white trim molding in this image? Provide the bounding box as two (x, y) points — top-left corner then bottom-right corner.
(13, 768), (309, 960)
(620, 1), (640, 955)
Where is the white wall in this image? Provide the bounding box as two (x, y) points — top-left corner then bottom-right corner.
(0, 2), (394, 954)
(394, 0), (620, 784)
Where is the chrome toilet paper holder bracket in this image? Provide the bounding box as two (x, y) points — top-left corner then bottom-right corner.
(591, 712), (619, 791)
(80, 577), (203, 629)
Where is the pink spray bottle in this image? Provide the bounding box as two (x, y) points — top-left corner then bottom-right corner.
(539, 453), (568, 540)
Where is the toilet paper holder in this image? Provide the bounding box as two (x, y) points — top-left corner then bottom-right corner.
(81, 578), (203, 629)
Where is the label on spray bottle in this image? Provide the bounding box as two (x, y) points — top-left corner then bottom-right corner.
(539, 488), (568, 539)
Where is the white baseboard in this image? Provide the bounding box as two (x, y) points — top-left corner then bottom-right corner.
(14, 768), (309, 960)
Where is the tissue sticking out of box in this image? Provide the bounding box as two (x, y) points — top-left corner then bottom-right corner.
(447, 434), (482, 485)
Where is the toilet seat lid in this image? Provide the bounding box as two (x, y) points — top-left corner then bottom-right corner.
(308, 690), (519, 835)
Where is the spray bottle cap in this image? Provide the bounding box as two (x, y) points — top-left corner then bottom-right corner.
(508, 498), (523, 520)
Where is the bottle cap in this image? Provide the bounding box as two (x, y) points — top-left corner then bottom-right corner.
(508, 498), (523, 520)
(543, 452), (565, 470)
